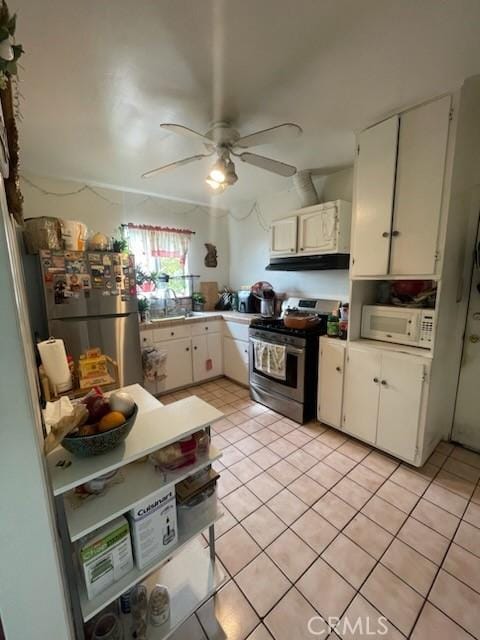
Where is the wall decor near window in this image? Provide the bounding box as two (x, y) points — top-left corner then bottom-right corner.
(204, 243), (217, 268)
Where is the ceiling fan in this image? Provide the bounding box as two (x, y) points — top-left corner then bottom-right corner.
(141, 121), (303, 193)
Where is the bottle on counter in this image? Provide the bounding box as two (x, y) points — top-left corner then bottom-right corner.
(338, 303), (349, 340)
(327, 313), (339, 337)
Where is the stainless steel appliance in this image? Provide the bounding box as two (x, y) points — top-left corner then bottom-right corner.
(361, 304), (435, 349)
(238, 290), (259, 313)
(39, 250), (143, 387)
(249, 298), (336, 423)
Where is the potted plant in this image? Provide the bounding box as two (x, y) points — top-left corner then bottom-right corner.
(192, 292), (206, 312)
(136, 268), (157, 293)
(138, 297), (150, 323)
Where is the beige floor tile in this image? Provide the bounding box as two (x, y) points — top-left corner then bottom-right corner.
(390, 466), (431, 496)
(397, 517), (449, 565)
(450, 446), (480, 470)
(289, 474), (327, 506)
(249, 447), (281, 470)
(229, 411), (251, 426)
(321, 533), (376, 589)
(266, 529), (317, 581)
(428, 569), (480, 638)
(169, 615), (207, 640)
(343, 513), (393, 559)
(436, 441), (455, 455)
(313, 492), (357, 529)
(217, 469), (242, 499)
(317, 428), (348, 449)
(323, 450), (357, 475)
(361, 564), (424, 636)
(285, 449), (318, 472)
(252, 428), (280, 446)
(362, 450), (399, 477)
(212, 434), (230, 450)
(336, 439), (371, 463)
(411, 499), (459, 539)
(443, 457), (480, 483)
(214, 507), (238, 538)
(472, 485), (480, 505)
(242, 505), (287, 548)
(304, 439), (333, 460)
(254, 412), (281, 427)
(221, 445), (246, 467)
(411, 602), (473, 640)
(291, 509), (338, 553)
(337, 594), (406, 640)
(267, 488), (308, 525)
(347, 465), (384, 493)
(213, 417), (235, 433)
(241, 419), (264, 436)
(235, 436), (264, 456)
(267, 437), (298, 458)
(197, 580), (260, 640)
(332, 478), (372, 510)
(222, 486), (262, 520)
(246, 472), (283, 503)
(428, 451), (447, 468)
(381, 539), (437, 596)
(245, 624), (274, 640)
(297, 558), (356, 620)
(265, 587), (329, 640)
(215, 525), (261, 576)
(454, 520), (480, 557)
(236, 553), (290, 617)
(423, 482), (468, 517)
(376, 480), (419, 513)
(243, 403), (268, 418)
(434, 470), (475, 500)
(307, 461), (343, 489)
(229, 458), (263, 483)
(223, 426), (250, 444)
(463, 501), (480, 528)
(269, 420), (296, 437)
(283, 429), (313, 448)
(299, 421), (328, 437)
(267, 459), (302, 485)
(443, 543), (480, 594)
(361, 495), (407, 535)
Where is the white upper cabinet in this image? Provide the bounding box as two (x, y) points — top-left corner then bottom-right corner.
(389, 96), (451, 275)
(298, 201), (351, 255)
(270, 216), (297, 255)
(352, 116), (399, 277)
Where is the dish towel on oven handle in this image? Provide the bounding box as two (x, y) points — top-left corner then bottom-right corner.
(252, 338), (286, 381)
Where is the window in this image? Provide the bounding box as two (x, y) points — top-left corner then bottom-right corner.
(126, 224), (194, 296)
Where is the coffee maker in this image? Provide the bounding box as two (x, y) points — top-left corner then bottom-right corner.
(237, 291), (259, 313)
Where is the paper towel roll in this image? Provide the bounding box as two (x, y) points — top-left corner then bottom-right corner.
(38, 338), (72, 392)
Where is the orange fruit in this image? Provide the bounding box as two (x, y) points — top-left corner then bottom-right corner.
(98, 411), (126, 432)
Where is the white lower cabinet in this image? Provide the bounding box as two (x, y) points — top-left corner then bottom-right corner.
(318, 338), (346, 428)
(192, 333), (223, 382)
(156, 337), (193, 392)
(223, 336), (249, 386)
(342, 344), (428, 462)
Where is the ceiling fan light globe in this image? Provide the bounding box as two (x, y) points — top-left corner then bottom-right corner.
(205, 177), (223, 190)
(209, 168), (226, 183)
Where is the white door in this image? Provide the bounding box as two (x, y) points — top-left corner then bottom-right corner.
(224, 337), (249, 385)
(318, 340), (345, 427)
(298, 205), (337, 254)
(192, 333), (223, 382)
(270, 216), (297, 255)
(390, 96), (451, 275)
(376, 354), (425, 462)
(157, 338), (193, 392)
(352, 116), (399, 276)
(342, 345), (381, 444)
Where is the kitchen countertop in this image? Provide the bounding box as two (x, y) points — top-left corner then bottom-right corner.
(140, 311), (260, 330)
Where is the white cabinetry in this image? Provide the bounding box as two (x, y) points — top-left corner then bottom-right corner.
(342, 344), (428, 462)
(223, 336), (249, 386)
(318, 338), (345, 428)
(270, 216), (297, 255)
(298, 201), (351, 255)
(352, 95), (451, 277)
(192, 333), (223, 382)
(157, 337), (193, 392)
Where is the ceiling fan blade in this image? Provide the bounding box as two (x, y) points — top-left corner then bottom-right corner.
(235, 152), (297, 177)
(160, 123), (213, 145)
(235, 123), (302, 149)
(141, 153), (212, 179)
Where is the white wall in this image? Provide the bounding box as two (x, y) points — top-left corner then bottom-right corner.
(228, 168), (353, 301)
(21, 175), (231, 288)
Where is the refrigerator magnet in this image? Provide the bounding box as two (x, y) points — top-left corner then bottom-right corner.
(90, 265), (104, 278)
(102, 254), (112, 266)
(81, 274), (91, 289)
(88, 253), (102, 264)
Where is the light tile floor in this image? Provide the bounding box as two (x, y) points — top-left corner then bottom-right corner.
(161, 378), (480, 640)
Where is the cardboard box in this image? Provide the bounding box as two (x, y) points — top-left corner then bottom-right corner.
(128, 484), (178, 570)
(78, 516), (133, 601)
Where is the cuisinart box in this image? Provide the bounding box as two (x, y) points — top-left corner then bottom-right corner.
(78, 515), (134, 600)
(128, 484), (178, 570)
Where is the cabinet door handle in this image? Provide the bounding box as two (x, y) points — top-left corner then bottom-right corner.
(381, 379), (387, 385)
(373, 377), (379, 383)
(170, 331), (175, 336)
(205, 327), (209, 330)
(299, 247), (304, 251)
(336, 366), (342, 372)
(391, 230), (400, 237)
(186, 347), (190, 351)
(194, 346), (198, 350)
(382, 232), (390, 238)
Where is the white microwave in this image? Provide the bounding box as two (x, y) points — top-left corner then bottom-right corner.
(361, 305), (435, 349)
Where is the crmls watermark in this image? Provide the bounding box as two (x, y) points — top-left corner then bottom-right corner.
(308, 615), (389, 636)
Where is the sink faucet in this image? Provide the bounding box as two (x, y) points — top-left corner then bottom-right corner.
(164, 287), (178, 316)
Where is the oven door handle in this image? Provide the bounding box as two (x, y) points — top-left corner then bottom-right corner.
(250, 337), (305, 356)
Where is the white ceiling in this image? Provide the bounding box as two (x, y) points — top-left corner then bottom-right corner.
(13, 0), (480, 207)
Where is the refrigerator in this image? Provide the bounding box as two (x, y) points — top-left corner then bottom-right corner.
(36, 249), (143, 387)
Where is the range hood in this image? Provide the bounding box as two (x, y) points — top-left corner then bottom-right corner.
(266, 253), (350, 271)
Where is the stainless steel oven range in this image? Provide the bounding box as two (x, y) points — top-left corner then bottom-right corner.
(249, 298), (337, 424)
